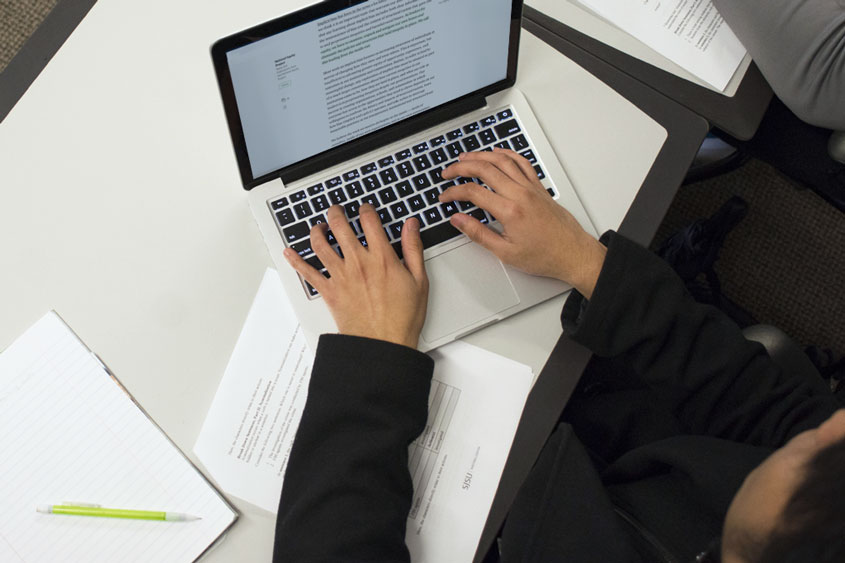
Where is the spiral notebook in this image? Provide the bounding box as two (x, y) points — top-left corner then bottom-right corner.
(0, 312), (238, 563)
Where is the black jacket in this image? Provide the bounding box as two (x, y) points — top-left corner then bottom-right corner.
(273, 232), (841, 562)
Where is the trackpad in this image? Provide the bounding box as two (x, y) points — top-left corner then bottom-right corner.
(422, 244), (520, 343)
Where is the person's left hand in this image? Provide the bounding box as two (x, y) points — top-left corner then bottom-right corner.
(283, 204), (429, 349)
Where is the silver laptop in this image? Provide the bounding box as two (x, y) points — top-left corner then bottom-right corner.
(212, 0), (596, 352)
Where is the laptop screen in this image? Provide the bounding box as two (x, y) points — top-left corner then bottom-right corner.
(215, 0), (517, 187)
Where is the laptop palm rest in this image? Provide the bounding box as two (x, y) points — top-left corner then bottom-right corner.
(421, 243), (520, 343)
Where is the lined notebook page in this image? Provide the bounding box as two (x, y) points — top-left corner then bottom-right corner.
(0, 312), (237, 562)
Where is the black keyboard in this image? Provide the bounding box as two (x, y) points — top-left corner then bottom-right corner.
(269, 106), (556, 298)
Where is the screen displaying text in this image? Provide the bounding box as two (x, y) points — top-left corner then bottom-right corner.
(227, 0), (511, 178)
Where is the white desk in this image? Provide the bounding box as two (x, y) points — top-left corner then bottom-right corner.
(0, 1), (671, 561)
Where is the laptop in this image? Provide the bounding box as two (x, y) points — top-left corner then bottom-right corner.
(211, 0), (597, 352)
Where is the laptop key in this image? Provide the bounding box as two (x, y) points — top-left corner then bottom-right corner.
(479, 129), (496, 145)
(511, 134), (529, 151)
(494, 119), (521, 139)
(429, 135), (446, 147)
(379, 168), (398, 184)
(395, 148), (413, 161)
(283, 221), (310, 243)
(360, 194), (379, 208)
(430, 147), (448, 165)
(494, 140), (510, 150)
(412, 173), (431, 191)
(480, 115), (497, 127)
(343, 170), (360, 182)
(390, 201), (410, 219)
(459, 200), (474, 211)
(420, 221), (461, 248)
(446, 128), (463, 140)
(312, 194), (330, 212)
(275, 208), (295, 227)
(326, 176), (342, 189)
(412, 154), (431, 172)
(423, 206), (442, 224)
(377, 208), (392, 224)
(534, 165), (546, 180)
(378, 187), (398, 204)
(344, 201), (361, 218)
(290, 239), (314, 258)
(496, 108), (513, 120)
(429, 167), (444, 184)
(310, 214), (327, 227)
(441, 201), (459, 217)
(408, 213), (425, 227)
(423, 187), (440, 206)
(463, 122), (479, 133)
(305, 255), (324, 271)
(305, 282), (319, 297)
(293, 201), (312, 220)
(307, 184), (324, 195)
(362, 174), (381, 191)
(329, 188), (348, 205)
(397, 161), (415, 178)
(396, 180), (414, 198)
(547, 187), (557, 198)
(392, 241), (404, 261)
(378, 156), (395, 168)
(462, 134), (481, 152)
(290, 190), (307, 203)
(446, 142), (462, 159)
(468, 208), (489, 224)
(412, 142), (429, 154)
(519, 149), (537, 163)
(346, 180), (364, 198)
(360, 162), (377, 174)
(408, 195), (426, 212)
(388, 221), (404, 240)
(270, 197), (289, 210)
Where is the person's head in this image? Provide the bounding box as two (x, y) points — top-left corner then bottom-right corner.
(722, 409), (845, 563)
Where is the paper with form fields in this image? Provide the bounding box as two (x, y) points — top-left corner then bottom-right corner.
(195, 268), (533, 562)
(0, 312), (237, 563)
(576, 0), (746, 91)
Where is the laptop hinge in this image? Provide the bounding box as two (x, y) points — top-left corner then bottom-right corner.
(278, 94), (488, 185)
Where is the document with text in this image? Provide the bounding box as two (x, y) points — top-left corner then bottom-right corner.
(576, 0), (746, 91)
(194, 268), (534, 561)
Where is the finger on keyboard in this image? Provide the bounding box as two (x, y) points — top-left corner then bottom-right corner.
(438, 182), (503, 218)
(326, 205), (359, 252)
(358, 203), (390, 250)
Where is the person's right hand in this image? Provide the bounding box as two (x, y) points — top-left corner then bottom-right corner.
(439, 149), (606, 298)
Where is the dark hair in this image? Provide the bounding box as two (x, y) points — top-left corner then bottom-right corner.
(755, 436), (845, 562)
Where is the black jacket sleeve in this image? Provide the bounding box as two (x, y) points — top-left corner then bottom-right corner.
(273, 334), (433, 563)
(562, 231), (840, 448)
